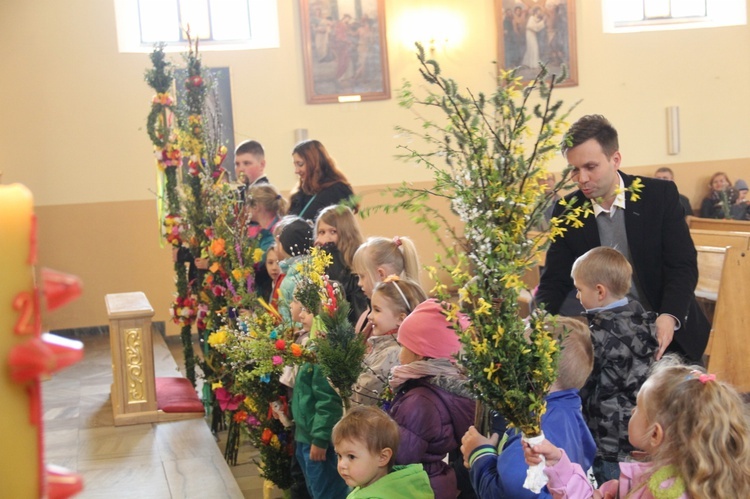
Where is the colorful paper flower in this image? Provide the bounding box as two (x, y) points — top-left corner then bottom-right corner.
(210, 238), (227, 257)
(207, 329), (228, 347)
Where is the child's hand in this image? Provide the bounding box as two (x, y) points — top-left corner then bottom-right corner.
(595, 480), (619, 499)
(195, 257), (209, 270)
(460, 426), (499, 468)
(310, 444), (327, 461)
(522, 438), (562, 467)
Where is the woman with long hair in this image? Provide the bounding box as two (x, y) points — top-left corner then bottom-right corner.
(288, 139), (356, 220)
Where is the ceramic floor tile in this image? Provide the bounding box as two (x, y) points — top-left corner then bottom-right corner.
(163, 455), (244, 498)
(77, 452), (163, 471)
(78, 402), (114, 429)
(78, 425), (158, 460)
(45, 428), (80, 460)
(75, 463), (171, 499)
(155, 419), (220, 461)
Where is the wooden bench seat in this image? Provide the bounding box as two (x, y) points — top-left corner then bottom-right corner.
(690, 228), (750, 251)
(695, 245), (727, 302)
(688, 216), (750, 232)
(704, 245), (750, 392)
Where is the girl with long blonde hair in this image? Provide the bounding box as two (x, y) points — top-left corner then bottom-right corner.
(524, 355), (750, 498)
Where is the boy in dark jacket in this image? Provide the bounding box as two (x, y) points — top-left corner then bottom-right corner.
(572, 247), (658, 485)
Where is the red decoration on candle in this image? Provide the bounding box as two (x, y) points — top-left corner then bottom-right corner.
(12, 291), (40, 335)
(8, 334), (83, 383)
(41, 268), (83, 311)
(46, 464), (83, 499)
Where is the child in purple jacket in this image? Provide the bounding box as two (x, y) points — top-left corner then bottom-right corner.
(387, 299), (475, 499)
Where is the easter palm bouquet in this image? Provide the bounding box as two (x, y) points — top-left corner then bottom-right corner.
(386, 44), (585, 491)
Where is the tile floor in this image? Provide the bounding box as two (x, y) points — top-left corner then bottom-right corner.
(42, 328), (284, 499)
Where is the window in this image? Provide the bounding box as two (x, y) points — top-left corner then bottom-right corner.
(602, 0), (746, 33)
(114, 0), (279, 53)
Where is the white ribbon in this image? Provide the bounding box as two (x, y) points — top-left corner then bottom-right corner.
(522, 432), (548, 493)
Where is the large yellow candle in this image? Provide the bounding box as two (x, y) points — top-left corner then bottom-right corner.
(0, 183), (39, 498)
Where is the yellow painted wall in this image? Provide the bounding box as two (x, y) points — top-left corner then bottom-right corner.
(1, 0), (749, 332)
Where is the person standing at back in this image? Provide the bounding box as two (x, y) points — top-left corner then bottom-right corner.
(653, 167), (692, 217)
(288, 139), (356, 221)
(234, 139), (269, 188)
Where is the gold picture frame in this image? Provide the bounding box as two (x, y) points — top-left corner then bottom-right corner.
(299, 0), (391, 104)
(495, 0), (578, 87)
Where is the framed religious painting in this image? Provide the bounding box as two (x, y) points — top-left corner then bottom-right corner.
(495, 0), (578, 87)
(299, 0), (391, 104)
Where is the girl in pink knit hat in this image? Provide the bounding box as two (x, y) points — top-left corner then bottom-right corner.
(387, 299), (476, 499)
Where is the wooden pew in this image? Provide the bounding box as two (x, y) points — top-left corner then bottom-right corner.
(705, 245), (750, 392)
(690, 229), (750, 251)
(688, 216), (750, 232)
(695, 245), (727, 303)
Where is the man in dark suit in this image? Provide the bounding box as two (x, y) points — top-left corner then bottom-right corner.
(535, 115), (709, 361)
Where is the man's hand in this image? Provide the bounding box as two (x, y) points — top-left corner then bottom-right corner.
(460, 426), (499, 469)
(655, 314), (676, 360)
(310, 444), (327, 461)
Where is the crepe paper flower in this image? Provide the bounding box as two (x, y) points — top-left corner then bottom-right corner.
(233, 410), (249, 423)
(253, 248), (265, 264)
(210, 238), (226, 257)
(247, 414), (261, 427)
(244, 397), (258, 413)
(207, 329), (228, 347)
(272, 355), (283, 366)
(291, 344), (303, 357)
(261, 428), (274, 445)
(260, 373), (271, 383)
(275, 339), (286, 350)
(187, 75), (204, 88)
(270, 435), (281, 449)
(211, 381), (223, 390)
(231, 268), (245, 282)
(212, 285), (226, 297)
(209, 262), (221, 273)
(225, 278), (237, 297)
(214, 387), (244, 411)
(269, 330), (278, 340)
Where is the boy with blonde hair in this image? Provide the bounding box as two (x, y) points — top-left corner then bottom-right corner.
(333, 406), (433, 498)
(571, 246), (658, 485)
(460, 317), (596, 498)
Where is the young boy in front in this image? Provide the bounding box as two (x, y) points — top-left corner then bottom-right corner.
(460, 317), (596, 498)
(333, 406), (434, 499)
(571, 246), (658, 485)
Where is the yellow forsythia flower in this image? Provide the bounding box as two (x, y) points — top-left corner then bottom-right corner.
(475, 298), (492, 316)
